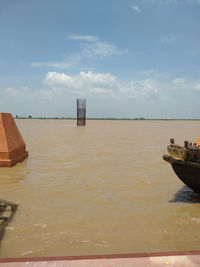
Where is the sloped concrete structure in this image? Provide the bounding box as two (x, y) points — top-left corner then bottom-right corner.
(0, 113), (28, 167)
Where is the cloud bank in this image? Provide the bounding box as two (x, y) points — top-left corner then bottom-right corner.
(43, 71), (158, 99)
(1, 70), (200, 118)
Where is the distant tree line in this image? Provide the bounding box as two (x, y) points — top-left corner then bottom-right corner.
(14, 115), (200, 120)
(15, 115), (147, 120)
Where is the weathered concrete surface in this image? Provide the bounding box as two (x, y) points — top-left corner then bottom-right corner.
(0, 113), (28, 167)
(1, 252), (200, 266)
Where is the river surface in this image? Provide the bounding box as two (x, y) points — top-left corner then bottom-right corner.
(1, 119), (200, 258)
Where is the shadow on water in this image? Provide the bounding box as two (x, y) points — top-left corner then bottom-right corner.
(170, 185), (200, 203)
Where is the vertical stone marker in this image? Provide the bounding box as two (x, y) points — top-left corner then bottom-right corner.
(77, 98), (86, 126)
(0, 113), (28, 167)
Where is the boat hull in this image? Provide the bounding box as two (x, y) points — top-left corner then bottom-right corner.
(163, 155), (200, 194)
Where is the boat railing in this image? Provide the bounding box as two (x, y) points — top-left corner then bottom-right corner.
(168, 138), (200, 163)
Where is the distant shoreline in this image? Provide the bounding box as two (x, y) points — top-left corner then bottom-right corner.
(14, 117), (200, 121)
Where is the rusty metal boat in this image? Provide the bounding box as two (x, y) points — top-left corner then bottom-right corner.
(163, 139), (200, 194)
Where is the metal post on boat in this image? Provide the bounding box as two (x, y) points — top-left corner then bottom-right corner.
(193, 143), (197, 149)
(184, 140), (189, 149)
(189, 142), (193, 149)
(77, 98), (86, 126)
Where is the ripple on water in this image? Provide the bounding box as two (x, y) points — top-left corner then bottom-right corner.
(1, 119), (200, 257)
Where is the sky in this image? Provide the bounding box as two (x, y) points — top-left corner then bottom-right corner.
(0, 0), (200, 118)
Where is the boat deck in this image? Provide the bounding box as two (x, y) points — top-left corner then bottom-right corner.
(1, 251), (200, 266)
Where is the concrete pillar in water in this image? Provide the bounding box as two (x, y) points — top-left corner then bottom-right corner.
(77, 99), (86, 126)
(0, 113), (28, 167)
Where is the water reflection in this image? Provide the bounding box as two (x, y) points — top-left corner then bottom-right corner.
(170, 185), (200, 203)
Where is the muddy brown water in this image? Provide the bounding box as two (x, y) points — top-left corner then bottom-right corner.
(0, 119), (200, 258)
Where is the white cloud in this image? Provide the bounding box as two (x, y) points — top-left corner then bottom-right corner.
(79, 71), (116, 85)
(31, 61), (72, 69)
(172, 78), (200, 92)
(31, 35), (121, 69)
(133, 69), (157, 76)
(44, 71), (117, 96)
(73, 34), (121, 58)
(1, 71), (159, 110)
(172, 78), (187, 90)
(132, 69), (170, 79)
(119, 79), (158, 98)
(82, 41), (121, 57)
(173, 78), (186, 84)
(68, 34), (99, 42)
(44, 72), (72, 87)
(131, 5), (141, 13)
(160, 34), (176, 44)
(3, 71), (200, 118)
(43, 71), (160, 101)
(194, 84), (200, 90)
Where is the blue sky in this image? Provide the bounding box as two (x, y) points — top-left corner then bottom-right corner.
(1, 0), (200, 118)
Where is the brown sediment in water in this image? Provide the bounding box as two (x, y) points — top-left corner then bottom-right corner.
(1, 119), (200, 258)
